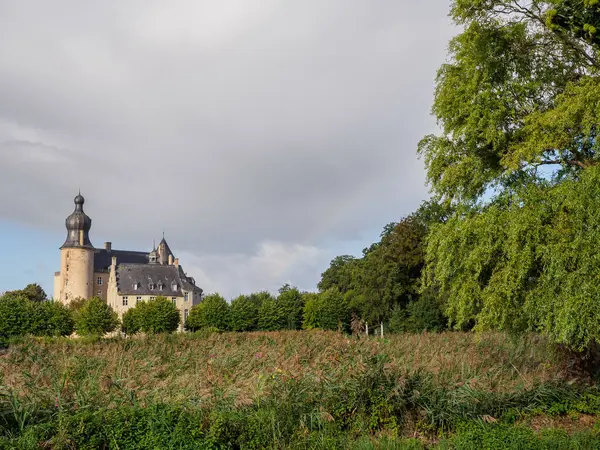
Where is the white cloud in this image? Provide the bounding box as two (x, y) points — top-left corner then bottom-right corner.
(177, 240), (328, 299)
(0, 1), (456, 294)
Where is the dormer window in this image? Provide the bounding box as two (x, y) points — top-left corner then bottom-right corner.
(133, 282), (140, 291)
(171, 282), (178, 292)
(158, 282), (164, 291)
(149, 283), (155, 291)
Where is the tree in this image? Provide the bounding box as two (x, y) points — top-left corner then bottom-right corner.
(121, 308), (140, 335)
(257, 294), (284, 331)
(135, 296), (180, 333)
(0, 294), (74, 339)
(318, 256), (358, 293)
(418, 1), (598, 205)
(4, 283), (47, 303)
(302, 289), (349, 332)
(185, 293), (229, 331)
(73, 297), (119, 336)
(229, 294), (260, 332)
(276, 284), (304, 330)
(416, 1), (600, 352)
(35, 301), (74, 336)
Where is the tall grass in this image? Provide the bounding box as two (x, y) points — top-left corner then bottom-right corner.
(0, 331), (595, 449)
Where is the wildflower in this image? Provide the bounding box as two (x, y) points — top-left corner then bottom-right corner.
(55, 397), (59, 408)
(255, 352), (263, 359)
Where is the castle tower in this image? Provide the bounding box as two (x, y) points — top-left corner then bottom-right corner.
(56, 193), (95, 304)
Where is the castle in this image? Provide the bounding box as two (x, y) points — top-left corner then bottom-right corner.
(53, 193), (203, 326)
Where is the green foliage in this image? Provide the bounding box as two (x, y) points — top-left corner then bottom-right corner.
(257, 293), (284, 331)
(0, 296), (73, 339)
(73, 297), (119, 336)
(229, 294), (261, 331)
(3, 283), (47, 303)
(185, 293), (229, 331)
(404, 293), (446, 333)
(276, 284), (304, 330)
(424, 166), (600, 350)
(132, 296), (180, 334)
(302, 289), (349, 331)
(419, 0), (594, 204)
(388, 305), (408, 333)
(121, 308), (140, 335)
(318, 255), (358, 293)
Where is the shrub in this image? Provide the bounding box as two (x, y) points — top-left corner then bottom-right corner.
(186, 293), (229, 331)
(73, 297), (119, 336)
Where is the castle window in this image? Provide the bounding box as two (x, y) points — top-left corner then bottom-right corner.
(65, 279), (68, 286)
(171, 282), (178, 292)
(149, 283), (155, 291)
(133, 282), (139, 290)
(184, 292), (189, 302)
(97, 277), (102, 285)
(172, 298), (177, 306)
(150, 296), (156, 300)
(97, 290), (102, 297)
(122, 296), (128, 306)
(136, 296), (142, 303)
(184, 309), (189, 321)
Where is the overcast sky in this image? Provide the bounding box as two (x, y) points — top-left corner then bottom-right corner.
(0, 1), (455, 298)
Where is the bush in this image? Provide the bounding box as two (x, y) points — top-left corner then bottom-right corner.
(186, 293), (229, 331)
(73, 297), (119, 336)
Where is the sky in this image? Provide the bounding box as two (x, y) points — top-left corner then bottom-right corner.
(0, 1), (456, 299)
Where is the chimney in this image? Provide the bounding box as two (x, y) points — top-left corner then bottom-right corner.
(168, 254), (173, 265)
(105, 242), (112, 251)
(174, 258), (179, 267)
(111, 256), (117, 267)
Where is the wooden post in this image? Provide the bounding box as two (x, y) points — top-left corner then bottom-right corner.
(380, 322), (384, 339)
(365, 322), (369, 336)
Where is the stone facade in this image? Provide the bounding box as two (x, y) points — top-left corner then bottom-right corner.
(53, 194), (203, 328)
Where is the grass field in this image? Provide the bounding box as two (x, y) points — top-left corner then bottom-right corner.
(1, 330), (600, 449)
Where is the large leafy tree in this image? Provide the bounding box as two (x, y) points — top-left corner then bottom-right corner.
(127, 296), (180, 334)
(229, 294), (260, 332)
(185, 293), (230, 331)
(421, 0), (600, 351)
(73, 297), (119, 337)
(4, 283), (47, 303)
(276, 284), (304, 330)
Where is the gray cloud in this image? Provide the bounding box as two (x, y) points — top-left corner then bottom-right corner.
(0, 1), (455, 295)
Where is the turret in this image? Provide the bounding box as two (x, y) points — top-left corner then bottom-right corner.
(55, 193), (95, 304)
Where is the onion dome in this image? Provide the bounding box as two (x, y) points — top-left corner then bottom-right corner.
(60, 193), (94, 249)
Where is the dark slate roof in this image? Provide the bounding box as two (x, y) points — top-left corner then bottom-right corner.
(116, 263), (203, 296)
(94, 249), (149, 271)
